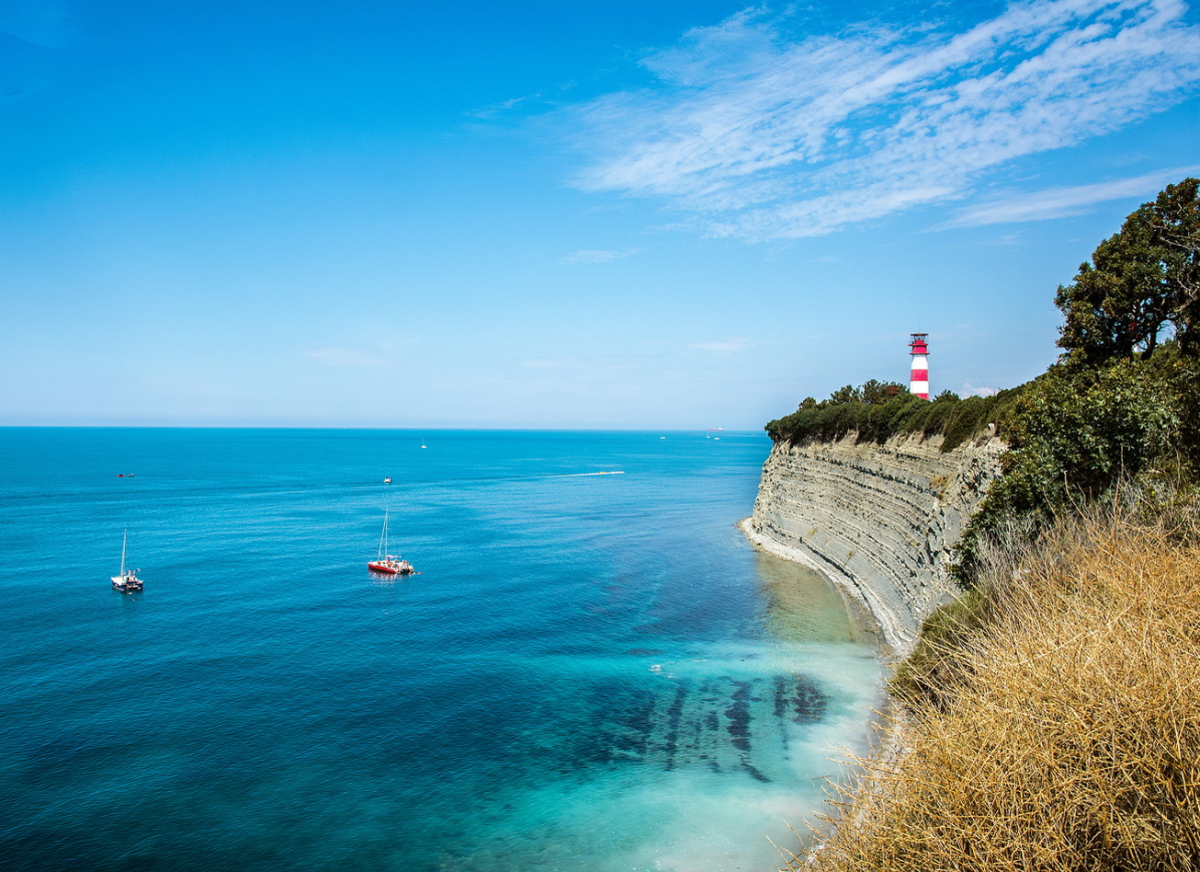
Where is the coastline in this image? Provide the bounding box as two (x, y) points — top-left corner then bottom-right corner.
(739, 517), (904, 658)
(741, 515), (912, 866)
(740, 516), (907, 868)
(739, 431), (1006, 866)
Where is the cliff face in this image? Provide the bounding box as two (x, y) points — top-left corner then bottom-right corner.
(744, 433), (1005, 653)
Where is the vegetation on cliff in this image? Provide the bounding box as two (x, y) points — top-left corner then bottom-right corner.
(766, 178), (1200, 588)
(766, 178), (1200, 870)
(954, 176), (1200, 584)
(764, 382), (1025, 452)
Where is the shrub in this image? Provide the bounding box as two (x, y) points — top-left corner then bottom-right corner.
(954, 349), (1193, 584)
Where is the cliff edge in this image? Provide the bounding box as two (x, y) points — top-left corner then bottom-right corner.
(743, 432), (1005, 654)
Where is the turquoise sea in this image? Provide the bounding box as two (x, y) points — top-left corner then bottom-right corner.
(0, 428), (884, 871)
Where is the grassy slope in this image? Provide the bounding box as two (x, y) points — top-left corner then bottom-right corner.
(794, 499), (1200, 871)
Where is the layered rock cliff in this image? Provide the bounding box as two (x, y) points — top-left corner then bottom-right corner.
(743, 432), (1005, 654)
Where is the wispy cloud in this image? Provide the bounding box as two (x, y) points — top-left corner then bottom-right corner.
(569, 0), (1200, 240)
(557, 247), (643, 264)
(962, 383), (1001, 397)
(305, 347), (389, 368)
(689, 337), (755, 354)
(935, 165), (1200, 228)
(468, 93), (543, 120)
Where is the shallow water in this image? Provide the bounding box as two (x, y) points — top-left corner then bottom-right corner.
(0, 428), (885, 871)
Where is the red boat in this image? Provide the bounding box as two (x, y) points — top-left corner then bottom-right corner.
(368, 509), (415, 576)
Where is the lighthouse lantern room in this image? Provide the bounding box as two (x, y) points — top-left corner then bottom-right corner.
(909, 333), (929, 399)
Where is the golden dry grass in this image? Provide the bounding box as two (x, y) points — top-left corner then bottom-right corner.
(798, 503), (1200, 871)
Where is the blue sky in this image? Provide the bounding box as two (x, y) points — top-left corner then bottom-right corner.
(2, 0), (1198, 428)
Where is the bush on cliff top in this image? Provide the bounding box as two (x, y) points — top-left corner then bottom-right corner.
(952, 342), (1200, 584)
(764, 383), (1024, 452)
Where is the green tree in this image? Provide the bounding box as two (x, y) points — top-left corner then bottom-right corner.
(827, 384), (862, 405)
(860, 379), (908, 404)
(954, 353), (1187, 583)
(1155, 177), (1200, 353)
(1056, 177), (1199, 364)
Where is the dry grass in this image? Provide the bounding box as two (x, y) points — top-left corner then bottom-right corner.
(799, 499), (1200, 871)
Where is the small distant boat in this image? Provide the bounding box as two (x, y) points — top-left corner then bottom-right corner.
(368, 509), (414, 576)
(383, 477), (392, 484)
(420, 442), (427, 449)
(111, 530), (143, 592)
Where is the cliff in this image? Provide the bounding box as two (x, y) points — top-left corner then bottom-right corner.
(743, 432), (1005, 654)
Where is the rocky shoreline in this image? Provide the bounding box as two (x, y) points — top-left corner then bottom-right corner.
(742, 432), (1005, 655)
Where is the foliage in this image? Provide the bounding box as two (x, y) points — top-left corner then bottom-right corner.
(953, 347), (1196, 583)
(951, 179), (1200, 584)
(768, 176), (1200, 872)
(761, 179), (1200, 585)
(1056, 177), (1199, 364)
(765, 381), (1022, 452)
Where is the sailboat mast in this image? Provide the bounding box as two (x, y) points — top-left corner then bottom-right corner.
(378, 509), (389, 559)
(120, 529), (128, 576)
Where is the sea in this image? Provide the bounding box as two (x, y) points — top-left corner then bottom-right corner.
(0, 428), (886, 872)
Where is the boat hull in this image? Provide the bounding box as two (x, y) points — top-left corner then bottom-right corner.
(368, 560), (414, 575)
(111, 574), (143, 591)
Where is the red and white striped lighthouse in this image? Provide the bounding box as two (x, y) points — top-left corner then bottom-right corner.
(909, 333), (929, 399)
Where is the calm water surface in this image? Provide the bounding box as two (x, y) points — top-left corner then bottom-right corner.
(0, 428), (884, 871)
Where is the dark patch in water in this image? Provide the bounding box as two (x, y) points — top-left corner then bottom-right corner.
(662, 683), (687, 770)
(624, 648), (664, 656)
(742, 759), (771, 782)
(792, 675), (828, 724)
(725, 681), (751, 752)
(704, 711), (719, 732)
(607, 686), (656, 758)
(564, 680), (658, 767)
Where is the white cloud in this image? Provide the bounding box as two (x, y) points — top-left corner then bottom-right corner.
(557, 247), (643, 264)
(305, 347), (389, 367)
(962, 382), (1001, 397)
(569, 0), (1200, 240)
(689, 337), (755, 354)
(468, 93), (543, 120)
(935, 165), (1200, 227)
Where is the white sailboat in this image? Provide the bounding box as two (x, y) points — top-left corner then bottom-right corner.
(368, 509), (414, 576)
(111, 530), (143, 591)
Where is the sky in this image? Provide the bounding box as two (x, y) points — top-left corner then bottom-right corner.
(2, 0), (1198, 429)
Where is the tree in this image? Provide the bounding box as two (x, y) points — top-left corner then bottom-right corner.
(1155, 177), (1200, 353)
(827, 384), (862, 405)
(1056, 177), (1199, 364)
(860, 378), (908, 405)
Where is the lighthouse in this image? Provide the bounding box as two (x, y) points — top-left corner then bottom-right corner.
(909, 333), (929, 399)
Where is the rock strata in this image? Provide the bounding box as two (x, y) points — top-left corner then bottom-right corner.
(744, 432), (1005, 654)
